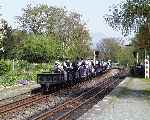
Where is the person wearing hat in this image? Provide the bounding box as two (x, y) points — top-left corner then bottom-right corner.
(54, 60), (63, 73)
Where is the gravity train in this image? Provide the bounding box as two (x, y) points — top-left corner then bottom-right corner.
(37, 60), (111, 91)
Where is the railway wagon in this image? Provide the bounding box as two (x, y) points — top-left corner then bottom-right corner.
(37, 72), (74, 91)
(37, 69), (93, 91)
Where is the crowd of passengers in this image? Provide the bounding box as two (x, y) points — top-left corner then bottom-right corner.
(53, 57), (112, 80)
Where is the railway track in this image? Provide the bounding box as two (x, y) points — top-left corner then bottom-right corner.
(0, 69), (124, 119)
(0, 93), (49, 116)
(0, 86), (41, 106)
(30, 75), (122, 120)
(0, 76), (96, 117)
(0, 75), (99, 116)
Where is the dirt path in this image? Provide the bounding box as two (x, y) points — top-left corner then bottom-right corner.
(0, 83), (40, 101)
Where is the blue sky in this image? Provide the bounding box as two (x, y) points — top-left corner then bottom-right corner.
(0, 0), (129, 43)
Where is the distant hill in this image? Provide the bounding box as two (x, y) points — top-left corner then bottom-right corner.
(91, 32), (106, 49)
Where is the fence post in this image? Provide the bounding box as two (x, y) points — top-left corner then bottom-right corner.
(12, 59), (15, 71)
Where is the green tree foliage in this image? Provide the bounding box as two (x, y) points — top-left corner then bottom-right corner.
(65, 24), (92, 59)
(16, 4), (92, 60)
(16, 4), (84, 38)
(134, 24), (150, 49)
(0, 60), (10, 75)
(96, 38), (135, 65)
(11, 30), (27, 59)
(117, 46), (135, 66)
(104, 0), (150, 59)
(0, 19), (14, 59)
(104, 0), (150, 36)
(17, 4), (64, 34)
(20, 34), (63, 63)
(96, 38), (121, 61)
(12, 30), (27, 48)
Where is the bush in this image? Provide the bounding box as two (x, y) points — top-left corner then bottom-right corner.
(0, 70), (37, 86)
(20, 34), (63, 63)
(0, 60), (54, 86)
(33, 63), (52, 72)
(0, 60), (10, 75)
(0, 71), (17, 86)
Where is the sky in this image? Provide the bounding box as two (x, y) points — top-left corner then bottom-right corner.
(0, 0), (129, 45)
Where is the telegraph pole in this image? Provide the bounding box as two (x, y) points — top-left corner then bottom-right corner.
(94, 50), (99, 66)
(93, 51), (96, 66)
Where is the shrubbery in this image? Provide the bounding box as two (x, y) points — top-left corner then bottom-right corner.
(20, 34), (63, 63)
(0, 60), (10, 75)
(0, 60), (53, 86)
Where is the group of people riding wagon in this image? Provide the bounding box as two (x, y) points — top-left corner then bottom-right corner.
(53, 57), (112, 81)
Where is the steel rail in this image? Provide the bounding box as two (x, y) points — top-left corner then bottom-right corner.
(56, 78), (121, 120)
(0, 94), (48, 115)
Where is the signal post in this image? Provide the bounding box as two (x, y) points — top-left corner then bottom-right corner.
(145, 55), (149, 79)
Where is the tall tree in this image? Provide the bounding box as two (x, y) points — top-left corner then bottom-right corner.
(17, 4), (66, 34)
(66, 24), (92, 59)
(17, 4), (91, 59)
(10, 30), (27, 59)
(104, 0), (150, 55)
(104, 0), (150, 36)
(134, 23), (150, 49)
(0, 19), (13, 58)
(96, 38), (121, 61)
(96, 37), (135, 65)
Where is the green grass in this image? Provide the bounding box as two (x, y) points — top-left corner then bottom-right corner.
(0, 60), (53, 87)
(111, 96), (118, 102)
(143, 88), (150, 102)
(144, 78), (150, 83)
(142, 88), (150, 94)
